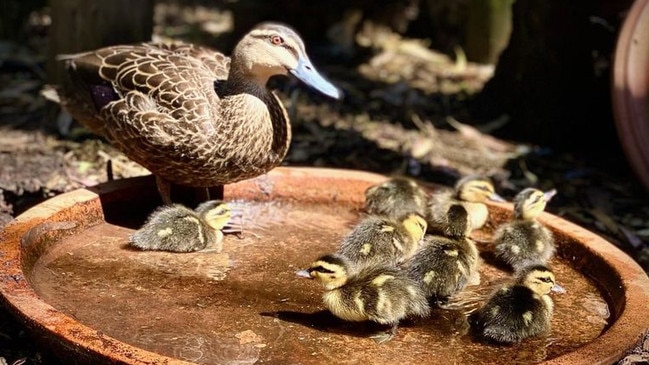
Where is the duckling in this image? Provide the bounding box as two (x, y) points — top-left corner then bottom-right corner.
(493, 188), (557, 271)
(469, 265), (565, 344)
(296, 253), (430, 343)
(337, 213), (427, 268)
(129, 200), (233, 252)
(364, 177), (428, 220)
(406, 204), (480, 305)
(426, 175), (504, 235)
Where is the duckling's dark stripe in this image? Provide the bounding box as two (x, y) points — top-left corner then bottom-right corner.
(310, 266), (336, 274)
(316, 254), (348, 268)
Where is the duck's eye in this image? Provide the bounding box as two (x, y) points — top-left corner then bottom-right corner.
(270, 35), (284, 45)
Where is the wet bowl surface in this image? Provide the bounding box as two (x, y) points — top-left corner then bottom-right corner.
(1, 167), (649, 365)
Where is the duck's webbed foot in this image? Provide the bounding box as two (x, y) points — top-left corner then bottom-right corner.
(370, 323), (398, 344)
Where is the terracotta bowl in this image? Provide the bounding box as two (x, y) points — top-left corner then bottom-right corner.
(612, 0), (649, 191)
(1, 167), (648, 365)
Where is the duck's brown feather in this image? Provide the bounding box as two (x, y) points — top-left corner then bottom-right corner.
(57, 42), (290, 187)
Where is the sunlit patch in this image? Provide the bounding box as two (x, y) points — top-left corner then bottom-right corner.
(392, 237), (404, 252)
(156, 227), (173, 237)
(522, 311), (533, 325)
(372, 274), (395, 286)
(360, 243), (372, 255)
(445, 249), (459, 257)
(354, 291), (365, 314)
(423, 271), (436, 284)
(456, 261), (467, 275)
(381, 224), (395, 232)
(376, 291), (387, 312)
(182, 216), (201, 225)
(490, 306), (500, 316)
(406, 284), (419, 298)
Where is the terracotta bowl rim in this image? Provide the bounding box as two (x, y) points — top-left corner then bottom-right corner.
(0, 166), (648, 364)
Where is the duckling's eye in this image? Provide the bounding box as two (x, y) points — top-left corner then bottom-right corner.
(538, 277), (553, 283)
(270, 35), (285, 46)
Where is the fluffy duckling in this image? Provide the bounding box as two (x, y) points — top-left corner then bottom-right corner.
(493, 188), (557, 271)
(337, 213), (427, 268)
(469, 265), (565, 344)
(406, 204), (480, 305)
(297, 253), (430, 343)
(129, 200), (233, 252)
(364, 177), (428, 220)
(426, 175), (504, 235)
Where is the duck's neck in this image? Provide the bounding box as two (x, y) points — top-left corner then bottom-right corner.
(222, 64), (291, 159)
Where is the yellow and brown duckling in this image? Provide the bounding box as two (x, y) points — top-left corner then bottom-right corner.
(493, 188), (557, 271)
(337, 213), (427, 268)
(364, 177), (428, 220)
(426, 175), (504, 235)
(47, 23), (340, 204)
(297, 253), (430, 343)
(406, 204), (481, 305)
(129, 200), (234, 252)
(469, 265), (565, 344)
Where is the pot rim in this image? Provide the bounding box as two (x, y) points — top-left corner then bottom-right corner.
(1, 167), (648, 364)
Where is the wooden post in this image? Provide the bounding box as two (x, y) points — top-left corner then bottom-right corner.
(47, 0), (154, 84)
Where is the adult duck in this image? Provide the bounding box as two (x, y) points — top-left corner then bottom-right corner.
(48, 22), (340, 203)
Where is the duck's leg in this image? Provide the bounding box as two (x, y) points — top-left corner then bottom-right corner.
(194, 187), (210, 203)
(370, 323), (398, 344)
(155, 175), (172, 205)
(208, 185), (224, 200)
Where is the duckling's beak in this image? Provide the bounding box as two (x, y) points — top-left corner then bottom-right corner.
(544, 189), (558, 202)
(221, 209), (244, 234)
(551, 283), (566, 294)
(489, 193), (507, 203)
(296, 270), (313, 279)
(290, 57), (341, 99)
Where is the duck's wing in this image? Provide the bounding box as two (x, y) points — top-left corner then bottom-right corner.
(61, 44), (232, 174)
(59, 43), (229, 131)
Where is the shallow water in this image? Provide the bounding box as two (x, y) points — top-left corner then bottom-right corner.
(29, 200), (609, 365)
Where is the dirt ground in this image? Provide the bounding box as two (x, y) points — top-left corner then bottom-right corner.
(2, 4), (649, 365)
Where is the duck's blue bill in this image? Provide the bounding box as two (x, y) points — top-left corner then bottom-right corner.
(290, 57), (341, 99)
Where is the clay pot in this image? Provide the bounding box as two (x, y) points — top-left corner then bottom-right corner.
(1, 167), (648, 364)
(612, 0), (649, 191)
